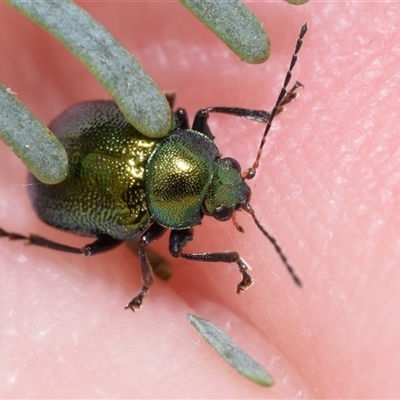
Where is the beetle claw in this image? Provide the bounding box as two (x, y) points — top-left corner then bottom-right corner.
(236, 259), (254, 293)
(125, 286), (149, 311)
(237, 271), (254, 293)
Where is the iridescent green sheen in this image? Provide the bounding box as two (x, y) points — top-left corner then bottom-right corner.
(29, 100), (160, 240)
(28, 102), (253, 239)
(204, 159), (249, 215)
(146, 129), (220, 229)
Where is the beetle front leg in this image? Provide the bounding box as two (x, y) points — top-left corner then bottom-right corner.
(276, 81), (304, 113)
(169, 229), (254, 294)
(191, 80), (304, 137)
(174, 108), (190, 129)
(125, 223), (166, 311)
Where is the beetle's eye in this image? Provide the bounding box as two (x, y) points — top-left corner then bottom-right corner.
(213, 207), (234, 221)
(223, 157), (241, 172)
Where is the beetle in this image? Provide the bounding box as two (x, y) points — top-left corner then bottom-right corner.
(1, 23), (307, 311)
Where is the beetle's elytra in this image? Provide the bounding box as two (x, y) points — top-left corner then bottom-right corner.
(1, 23), (307, 310)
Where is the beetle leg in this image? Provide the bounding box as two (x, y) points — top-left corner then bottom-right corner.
(276, 81), (304, 113)
(174, 108), (190, 129)
(190, 109), (215, 140)
(125, 223), (166, 311)
(191, 80), (304, 135)
(0, 228), (123, 255)
(196, 107), (271, 125)
(169, 229), (254, 294)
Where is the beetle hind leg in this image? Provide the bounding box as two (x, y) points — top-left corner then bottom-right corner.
(0, 227), (123, 255)
(169, 229), (254, 294)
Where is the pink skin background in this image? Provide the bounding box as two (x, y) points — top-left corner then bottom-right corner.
(0, 1), (399, 398)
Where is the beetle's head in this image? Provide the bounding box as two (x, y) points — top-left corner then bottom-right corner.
(202, 157), (250, 222)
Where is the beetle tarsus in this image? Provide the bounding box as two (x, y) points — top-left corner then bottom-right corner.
(125, 286), (149, 311)
(237, 259), (254, 293)
(0, 228), (28, 241)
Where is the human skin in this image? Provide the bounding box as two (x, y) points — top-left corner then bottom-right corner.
(0, 2), (399, 398)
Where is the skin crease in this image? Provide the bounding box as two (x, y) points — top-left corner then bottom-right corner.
(0, 1), (399, 398)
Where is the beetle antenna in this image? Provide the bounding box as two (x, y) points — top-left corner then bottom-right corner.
(244, 22), (308, 181)
(242, 203), (302, 287)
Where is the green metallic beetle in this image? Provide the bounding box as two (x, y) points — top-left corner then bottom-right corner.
(1, 24), (307, 310)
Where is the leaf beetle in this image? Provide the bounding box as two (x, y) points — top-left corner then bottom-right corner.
(1, 23), (307, 311)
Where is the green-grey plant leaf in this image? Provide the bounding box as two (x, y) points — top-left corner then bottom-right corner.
(284, 0), (309, 5)
(180, 0), (269, 64)
(187, 314), (274, 387)
(6, 0), (172, 139)
(0, 85), (68, 184)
